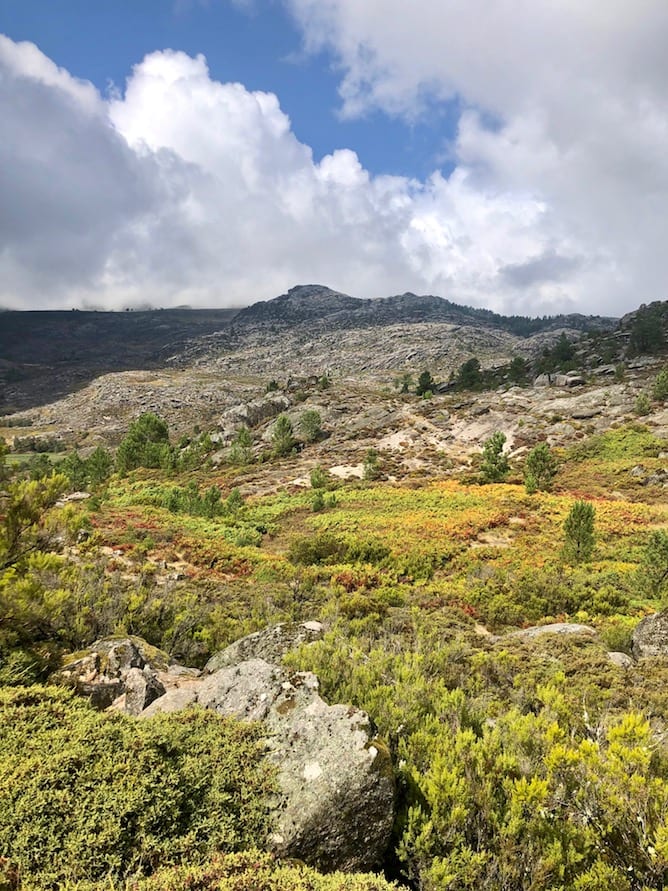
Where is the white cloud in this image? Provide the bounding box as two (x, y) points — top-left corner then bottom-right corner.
(3, 10), (667, 315)
(284, 0), (668, 314)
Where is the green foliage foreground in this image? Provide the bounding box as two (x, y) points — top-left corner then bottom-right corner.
(64, 851), (398, 891)
(288, 627), (668, 891)
(0, 687), (275, 888)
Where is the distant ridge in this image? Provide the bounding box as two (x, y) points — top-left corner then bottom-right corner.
(233, 284), (616, 336)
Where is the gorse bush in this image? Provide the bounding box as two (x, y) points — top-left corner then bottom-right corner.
(0, 686), (275, 888)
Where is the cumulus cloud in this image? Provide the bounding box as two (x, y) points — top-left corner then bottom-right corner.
(285, 0), (668, 314)
(2, 9), (667, 314)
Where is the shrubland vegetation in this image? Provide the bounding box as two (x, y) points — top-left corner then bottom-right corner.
(1, 386), (668, 889)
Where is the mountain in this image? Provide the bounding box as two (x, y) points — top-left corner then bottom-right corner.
(0, 285), (637, 413)
(232, 284), (616, 336)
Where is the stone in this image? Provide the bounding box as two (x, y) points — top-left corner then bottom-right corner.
(141, 686), (199, 714)
(219, 394), (290, 440)
(205, 621), (325, 673)
(632, 611), (668, 659)
(50, 636), (171, 714)
(122, 667), (167, 717)
(508, 622), (597, 641)
(571, 406), (601, 419)
(140, 657), (395, 872)
(533, 374), (552, 387)
(607, 652), (634, 669)
(554, 374), (585, 387)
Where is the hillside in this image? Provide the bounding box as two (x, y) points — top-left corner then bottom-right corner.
(1, 291), (668, 890)
(0, 307), (237, 413)
(0, 286), (618, 413)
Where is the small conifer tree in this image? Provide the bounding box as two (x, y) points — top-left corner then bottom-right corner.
(480, 432), (509, 483)
(524, 442), (557, 493)
(563, 500), (596, 563)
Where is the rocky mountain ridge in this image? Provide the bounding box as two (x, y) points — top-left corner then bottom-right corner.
(1, 285), (618, 412)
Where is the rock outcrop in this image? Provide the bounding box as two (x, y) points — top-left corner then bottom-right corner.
(204, 620), (324, 673)
(508, 622), (597, 641)
(632, 611), (668, 659)
(53, 628), (395, 873)
(218, 393), (290, 440)
(50, 636), (170, 713)
(143, 644), (395, 872)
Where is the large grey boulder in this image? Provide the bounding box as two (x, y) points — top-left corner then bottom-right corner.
(632, 611), (668, 659)
(142, 658), (395, 872)
(204, 620), (325, 673)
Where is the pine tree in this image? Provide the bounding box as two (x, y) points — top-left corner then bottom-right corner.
(272, 414), (295, 457)
(480, 432), (509, 483)
(229, 426), (253, 465)
(524, 443), (557, 493)
(563, 500), (596, 563)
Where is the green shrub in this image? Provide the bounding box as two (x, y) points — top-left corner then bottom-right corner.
(63, 850), (399, 890)
(416, 370), (436, 396)
(363, 449), (381, 481)
(299, 410), (323, 443)
(523, 442), (557, 493)
(0, 687), (275, 887)
(310, 464), (329, 489)
(480, 432), (509, 483)
(116, 414), (173, 474)
(288, 532), (346, 565)
(272, 415), (295, 458)
(653, 367), (668, 401)
(229, 426), (254, 465)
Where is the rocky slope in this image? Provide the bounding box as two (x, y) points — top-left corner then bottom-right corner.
(1, 285), (616, 413)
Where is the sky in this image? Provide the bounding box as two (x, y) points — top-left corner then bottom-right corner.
(1, 1), (667, 316)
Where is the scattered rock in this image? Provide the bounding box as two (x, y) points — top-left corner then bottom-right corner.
(508, 622), (597, 641)
(607, 651), (634, 669)
(571, 406), (601, 419)
(120, 667), (167, 716)
(204, 621), (325, 673)
(554, 374), (586, 387)
(632, 611), (668, 659)
(50, 636), (172, 714)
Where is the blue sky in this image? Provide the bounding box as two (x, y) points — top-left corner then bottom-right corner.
(1, 1), (667, 315)
(0, 0), (453, 180)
